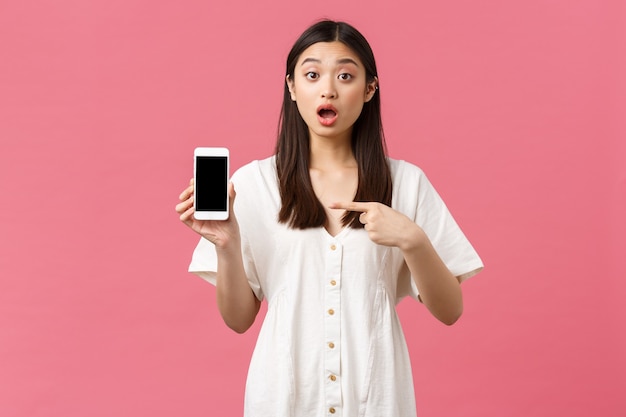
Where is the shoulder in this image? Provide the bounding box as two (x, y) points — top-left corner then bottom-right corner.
(388, 157), (443, 217)
(231, 155), (277, 187)
(231, 155), (280, 211)
(387, 157), (427, 187)
(232, 155), (275, 178)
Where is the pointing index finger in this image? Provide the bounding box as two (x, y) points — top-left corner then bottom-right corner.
(329, 201), (371, 212)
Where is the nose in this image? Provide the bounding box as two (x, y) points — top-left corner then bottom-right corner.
(321, 78), (337, 99)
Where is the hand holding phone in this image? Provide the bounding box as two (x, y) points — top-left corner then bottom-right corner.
(193, 147), (229, 220)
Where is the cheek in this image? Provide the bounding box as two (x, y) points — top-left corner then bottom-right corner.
(345, 87), (368, 104)
(345, 91), (366, 114)
(294, 85), (317, 106)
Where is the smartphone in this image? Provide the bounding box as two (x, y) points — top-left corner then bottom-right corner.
(193, 147), (229, 220)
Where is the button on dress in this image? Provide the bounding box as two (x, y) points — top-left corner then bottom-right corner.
(190, 157), (483, 417)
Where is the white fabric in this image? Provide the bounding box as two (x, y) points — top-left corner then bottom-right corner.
(189, 156), (483, 417)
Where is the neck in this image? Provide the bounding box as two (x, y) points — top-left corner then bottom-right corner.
(308, 130), (356, 170)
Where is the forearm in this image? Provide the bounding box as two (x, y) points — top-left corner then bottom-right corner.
(400, 225), (463, 325)
(215, 243), (260, 333)
(328, 200), (463, 324)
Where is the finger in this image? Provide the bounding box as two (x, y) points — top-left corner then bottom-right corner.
(328, 201), (371, 212)
(359, 212), (367, 224)
(228, 181), (236, 201)
(179, 204), (195, 223)
(178, 187), (192, 201)
(175, 195), (194, 214)
(227, 182), (237, 219)
(179, 181), (194, 201)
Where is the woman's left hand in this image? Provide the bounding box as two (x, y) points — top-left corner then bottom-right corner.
(332, 201), (463, 324)
(329, 201), (424, 251)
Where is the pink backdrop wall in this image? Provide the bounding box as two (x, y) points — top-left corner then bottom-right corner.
(1, 0), (625, 416)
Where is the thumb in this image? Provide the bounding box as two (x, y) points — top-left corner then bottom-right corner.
(228, 181), (236, 208)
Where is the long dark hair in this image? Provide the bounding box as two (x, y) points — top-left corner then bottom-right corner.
(276, 20), (392, 229)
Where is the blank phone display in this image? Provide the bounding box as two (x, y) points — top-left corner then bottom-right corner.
(195, 156), (227, 211)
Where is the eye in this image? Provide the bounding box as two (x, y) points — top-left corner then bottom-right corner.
(305, 72), (319, 80)
(338, 73), (352, 81)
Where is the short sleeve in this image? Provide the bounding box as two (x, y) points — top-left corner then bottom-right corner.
(392, 161), (484, 301)
(188, 234), (264, 301)
(187, 166), (265, 301)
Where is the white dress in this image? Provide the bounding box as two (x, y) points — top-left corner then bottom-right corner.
(189, 156), (483, 417)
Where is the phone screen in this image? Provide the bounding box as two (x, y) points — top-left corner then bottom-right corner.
(195, 156), (228, 211)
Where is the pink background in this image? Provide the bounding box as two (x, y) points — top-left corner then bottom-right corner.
(1, 0), (625, 416)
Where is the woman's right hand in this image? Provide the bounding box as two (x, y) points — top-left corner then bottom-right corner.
(175, 178), (241, 250)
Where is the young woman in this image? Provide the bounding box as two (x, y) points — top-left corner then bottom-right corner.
(176, 20), (483, 417)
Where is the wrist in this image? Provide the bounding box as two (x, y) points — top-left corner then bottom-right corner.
(399, 223), (427, 253)
(214, 236), (241, 254)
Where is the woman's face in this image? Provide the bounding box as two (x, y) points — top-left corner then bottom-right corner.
(287, 41), (377, 144)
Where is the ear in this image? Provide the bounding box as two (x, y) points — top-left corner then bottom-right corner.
(286, 74), (296, 101)
(364, 76), (378, 103)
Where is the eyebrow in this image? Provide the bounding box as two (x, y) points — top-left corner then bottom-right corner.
(300, 57), (360, 67)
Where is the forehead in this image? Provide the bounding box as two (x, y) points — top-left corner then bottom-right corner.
(296, 41), (363, 67)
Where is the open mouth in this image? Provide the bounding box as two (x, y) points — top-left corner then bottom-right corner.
(317, 105), (338, 126)
(318, 109), (336, 118)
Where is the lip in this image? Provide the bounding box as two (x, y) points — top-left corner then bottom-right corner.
(316, 104), (338, 126)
